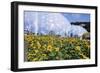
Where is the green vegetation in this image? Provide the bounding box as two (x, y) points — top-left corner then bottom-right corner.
(24, 34), (90, 62)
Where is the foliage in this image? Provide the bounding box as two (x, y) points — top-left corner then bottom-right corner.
(82, 32), (90, 40)
(24, 34), (90, 62)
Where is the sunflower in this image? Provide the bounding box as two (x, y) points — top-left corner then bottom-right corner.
(75, 46), (81, 51)
(55, 47), (60, 52)
(47, 45), (52, 52)
(37, 41), (41, 48)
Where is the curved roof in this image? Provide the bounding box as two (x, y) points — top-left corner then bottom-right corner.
(24, 12), (88, 37)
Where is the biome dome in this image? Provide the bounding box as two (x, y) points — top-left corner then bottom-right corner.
(24, 11), (87, 37)
(70, 25), (88, 37)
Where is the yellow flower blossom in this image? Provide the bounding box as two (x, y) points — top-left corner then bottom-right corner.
(42, 44), (46, 50)
(75, 46), (81, 51)
(47, 45), (52, 52)
(35, 50), (39, 53)
(25, 34), (90, 61)
(25, 35), (34, 42)
(80, 53), (89, 59)
(42, 54), (47, 57)
(55, 47), (59, 51)
(37, 41), (41, 48)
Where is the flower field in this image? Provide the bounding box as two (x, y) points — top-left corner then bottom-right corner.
(24, 34), (90, 62)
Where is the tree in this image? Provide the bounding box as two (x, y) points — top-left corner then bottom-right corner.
(49, 31), (55, 36)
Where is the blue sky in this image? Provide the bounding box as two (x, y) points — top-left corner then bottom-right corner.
(63, 13), (90, 22)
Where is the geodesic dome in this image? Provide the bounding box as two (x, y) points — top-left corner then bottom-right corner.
(70, 25), (88, 37)
(24, 11), (87, 37)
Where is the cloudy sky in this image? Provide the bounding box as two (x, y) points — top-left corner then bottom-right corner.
(63, 13), (90, 22)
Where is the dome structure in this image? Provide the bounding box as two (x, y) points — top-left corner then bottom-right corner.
(24, 11), (88, 37)
(24, 12), (71, 36)
(70, 25), (88, 37)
